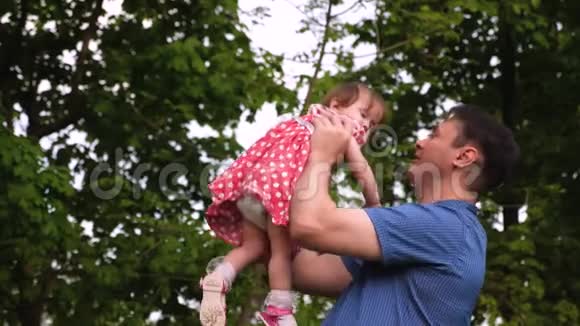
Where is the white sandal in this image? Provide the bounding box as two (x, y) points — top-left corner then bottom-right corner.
(199, 273), (227, 326)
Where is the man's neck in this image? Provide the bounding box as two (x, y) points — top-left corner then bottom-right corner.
(415, 179), (477, 204)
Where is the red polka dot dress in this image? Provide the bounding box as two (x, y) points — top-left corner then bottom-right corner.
(205, 104), (367, 246)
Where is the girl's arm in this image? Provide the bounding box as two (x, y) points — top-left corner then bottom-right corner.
(345, 138), (381, 207)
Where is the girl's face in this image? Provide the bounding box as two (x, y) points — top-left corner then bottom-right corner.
(328, 89), (385, 134)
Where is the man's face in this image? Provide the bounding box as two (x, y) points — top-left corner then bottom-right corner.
(408, 119), (462, 185)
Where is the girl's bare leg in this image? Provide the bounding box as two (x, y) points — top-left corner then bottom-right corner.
(266, 219), (292, 290)
(258, 219), (297, 325)
(200, 220), (267, 326)
(224, 220), (268, 273)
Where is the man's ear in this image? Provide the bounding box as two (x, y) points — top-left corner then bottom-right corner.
(453, 146), (479, 168)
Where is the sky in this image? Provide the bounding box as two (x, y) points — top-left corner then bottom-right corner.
(232, 0), (378, 148)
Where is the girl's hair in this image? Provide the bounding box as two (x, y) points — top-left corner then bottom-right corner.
(321, 82), (370, 108)
(370, 90), (389, 122)
(322, 82), (389, 123)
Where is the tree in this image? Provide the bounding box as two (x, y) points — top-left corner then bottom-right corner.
(0, 0), (294, 324)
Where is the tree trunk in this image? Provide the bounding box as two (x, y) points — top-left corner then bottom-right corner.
(17, 302), (43, 326)
(498, 7), (520, 230)
(302, 0), (334, 113)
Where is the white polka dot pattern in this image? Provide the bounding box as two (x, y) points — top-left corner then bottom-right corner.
(204, 104), (368, 246)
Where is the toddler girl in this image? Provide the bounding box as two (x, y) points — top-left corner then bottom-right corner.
(200, 82), (386, 326)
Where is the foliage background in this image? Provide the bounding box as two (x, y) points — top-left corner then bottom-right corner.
(0, 0), (578, 325)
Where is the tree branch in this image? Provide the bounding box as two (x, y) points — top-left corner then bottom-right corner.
(0, 0), (28, 82)
(374, 0), (383, 60)
(0, 1), (26, 126)
(282, 0), (325, 28)
(323, 39), (411, 58)
(13, 0), (43, 137)
(284, 39), (410, 66)
(302, 0), (334, 113)
(30, 0), (104, 139)
(0, 92), (13, 131)
(331, 0), (364, 19)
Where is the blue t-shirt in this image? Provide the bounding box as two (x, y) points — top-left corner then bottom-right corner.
(322, 200), (486, 326)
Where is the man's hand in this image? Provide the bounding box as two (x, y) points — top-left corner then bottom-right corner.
(310, 109), (354, 165)
(290, 108), (382, 261)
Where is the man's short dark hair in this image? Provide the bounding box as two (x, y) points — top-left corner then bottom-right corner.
(446, 104), (520, 191)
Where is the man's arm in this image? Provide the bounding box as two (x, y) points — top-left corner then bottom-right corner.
(291, 249), (352, 298)
(289, 111), (382, 260)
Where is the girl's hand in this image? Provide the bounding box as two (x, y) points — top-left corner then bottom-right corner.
(344, 138), (381, 208)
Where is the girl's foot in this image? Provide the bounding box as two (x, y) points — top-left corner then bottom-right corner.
(199, 272), (228, 326)
(258, 305), (297, 326)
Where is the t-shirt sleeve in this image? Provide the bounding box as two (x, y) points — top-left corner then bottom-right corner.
(365, 205), (464, 266)
(341, 255), (363, 278)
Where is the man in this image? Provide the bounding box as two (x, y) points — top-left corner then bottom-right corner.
(289, 104), (520, 325)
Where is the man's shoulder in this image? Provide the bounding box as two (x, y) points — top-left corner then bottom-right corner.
(370, 201), (484, 245)
(366, 200), (471, 223)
